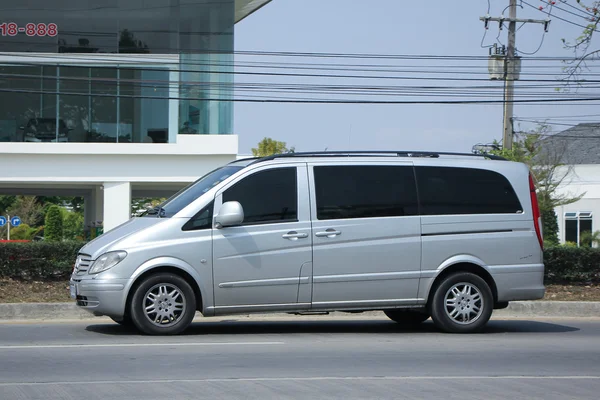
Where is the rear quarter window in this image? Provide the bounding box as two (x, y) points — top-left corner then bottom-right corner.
(415, 166), (523, 215)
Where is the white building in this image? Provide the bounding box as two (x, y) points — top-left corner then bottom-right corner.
(0, 0), (271, 234)
(547, 123), (600, 246)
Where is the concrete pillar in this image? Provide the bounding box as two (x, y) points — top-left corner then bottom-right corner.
(83, 195), (92, 229)
(103, 182), (131, 232)
(93, 185), (103, 224)
(84, 186), (104, 235)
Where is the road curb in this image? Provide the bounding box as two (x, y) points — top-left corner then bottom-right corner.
(494, 301), (600, 318)
(0, 301), (599, 321)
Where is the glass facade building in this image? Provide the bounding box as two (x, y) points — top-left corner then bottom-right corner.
(0, 0), (235, 143)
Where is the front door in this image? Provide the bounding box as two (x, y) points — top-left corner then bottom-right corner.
(309, 163), (422, 309)
(212, 163), (312, 313)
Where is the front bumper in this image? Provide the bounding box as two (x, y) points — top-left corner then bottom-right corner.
(70, 277), (131, 318)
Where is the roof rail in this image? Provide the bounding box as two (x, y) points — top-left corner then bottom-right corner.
(250, 151), (506, 164)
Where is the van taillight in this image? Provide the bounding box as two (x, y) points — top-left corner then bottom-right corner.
(529, 173), (543, 250)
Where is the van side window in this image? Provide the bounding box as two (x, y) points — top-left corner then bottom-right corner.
(314, 165), (419, 220)
(223, 167), (298, 225)
(415, 166), (523, 215)
(182, 201), (214, 231)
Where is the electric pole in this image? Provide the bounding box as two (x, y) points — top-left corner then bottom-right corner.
(480, 2), (550, 150)
(502, 0), (517, 150)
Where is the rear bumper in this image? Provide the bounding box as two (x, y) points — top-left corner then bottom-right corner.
(71, 278), (130, 318)
(490, 264), (545, 302)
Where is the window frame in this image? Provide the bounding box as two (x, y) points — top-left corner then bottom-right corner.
(564, 211), (594, 247)
(214, 164), (301, 227)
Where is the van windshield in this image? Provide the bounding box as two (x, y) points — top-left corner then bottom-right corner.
(144, 165), (245, 218)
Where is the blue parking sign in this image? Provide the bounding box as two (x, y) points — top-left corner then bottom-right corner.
(10, 216), (21, 227)
(0, 216), (6, 227)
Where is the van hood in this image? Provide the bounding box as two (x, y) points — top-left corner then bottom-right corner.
(79, 217), (165, 259)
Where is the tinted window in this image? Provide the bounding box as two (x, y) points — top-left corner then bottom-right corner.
(416, 166), (522, 215)
(223, 168), (297, 225)
(182, 202), (213, 231)
(314, 166), (418, 220)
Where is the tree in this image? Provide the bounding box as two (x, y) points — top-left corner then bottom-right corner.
(45, 205), (64, 242)
(485, 125), (584, 246)
(251, 138), (295, 157)
(6, 196), (44, 227)
(553, 1), (600, 84)
(542, 208), (560, 246)
(62, 209), (84, 241)
(0, 195), (16, 215)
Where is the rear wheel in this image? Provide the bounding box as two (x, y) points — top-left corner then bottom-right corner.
(429, 272), (493, 333)
(384, 309), (430, 325)
(130, 273), (196, 335)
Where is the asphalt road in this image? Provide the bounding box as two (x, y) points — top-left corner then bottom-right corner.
(0, 316), (599, 399)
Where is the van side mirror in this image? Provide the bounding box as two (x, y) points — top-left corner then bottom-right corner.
(214, 201), (244, 229)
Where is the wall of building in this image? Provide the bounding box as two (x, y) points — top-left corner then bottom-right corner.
(554, 165), (600, 246)
(0, 134), (238, 231)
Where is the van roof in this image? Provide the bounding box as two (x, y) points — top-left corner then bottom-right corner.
(234, 151), (507, 167)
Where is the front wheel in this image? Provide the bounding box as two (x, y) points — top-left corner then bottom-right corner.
(129, 273), (196, 335)
(429, 272), (493, 333)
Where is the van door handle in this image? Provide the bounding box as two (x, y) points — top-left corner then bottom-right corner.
(282, 232), (309, 240)
(315, 229), (342, 238)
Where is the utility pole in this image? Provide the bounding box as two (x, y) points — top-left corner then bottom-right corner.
(480, 3), (550, 150)
(502, 0), (517, 150)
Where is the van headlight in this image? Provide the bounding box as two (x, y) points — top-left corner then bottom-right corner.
(88, 251), (127, 274)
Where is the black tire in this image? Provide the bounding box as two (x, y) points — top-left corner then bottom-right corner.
(129, 273), (196, 335)
(429, 272), (493, 334)
(384, 309), (430, 325)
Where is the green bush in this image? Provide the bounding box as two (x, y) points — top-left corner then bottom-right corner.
(44, 205), (63, 241)
(7, 224), (41, 241)
(0, 241), (83, 281)
(541, 208), (559, 247)
(544, 246), (600, 284)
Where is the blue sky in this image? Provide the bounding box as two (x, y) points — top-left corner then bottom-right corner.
(234, 0), (599, 154)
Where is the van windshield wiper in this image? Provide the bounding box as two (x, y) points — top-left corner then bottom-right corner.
(144, 206), (167, 218)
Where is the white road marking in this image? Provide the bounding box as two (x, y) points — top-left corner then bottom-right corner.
(0, 341), (284, 350)
(0, 376), (599, 386)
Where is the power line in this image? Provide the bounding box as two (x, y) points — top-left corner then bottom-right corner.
(1, 49), (599, 62)
(513, 118), (598, 127)
(2, 58), (600, 83)
(515, 113), (600, 119)
(556, 0), (598, 18)
(1, 86), (600, 105)
(516, 131), (600, 138)
(522, 0), (600, 31)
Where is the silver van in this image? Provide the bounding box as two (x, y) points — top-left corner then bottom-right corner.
(70, 151), (545, 335)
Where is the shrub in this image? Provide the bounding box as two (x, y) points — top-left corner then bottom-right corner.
(44, 205), (63, 241)
(541, 208), (559, 247)
(544, 246), (600, 284)
(7, 224), (41, 241)
(0, 241), (83, 281)
(62, 209), (84, 241)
